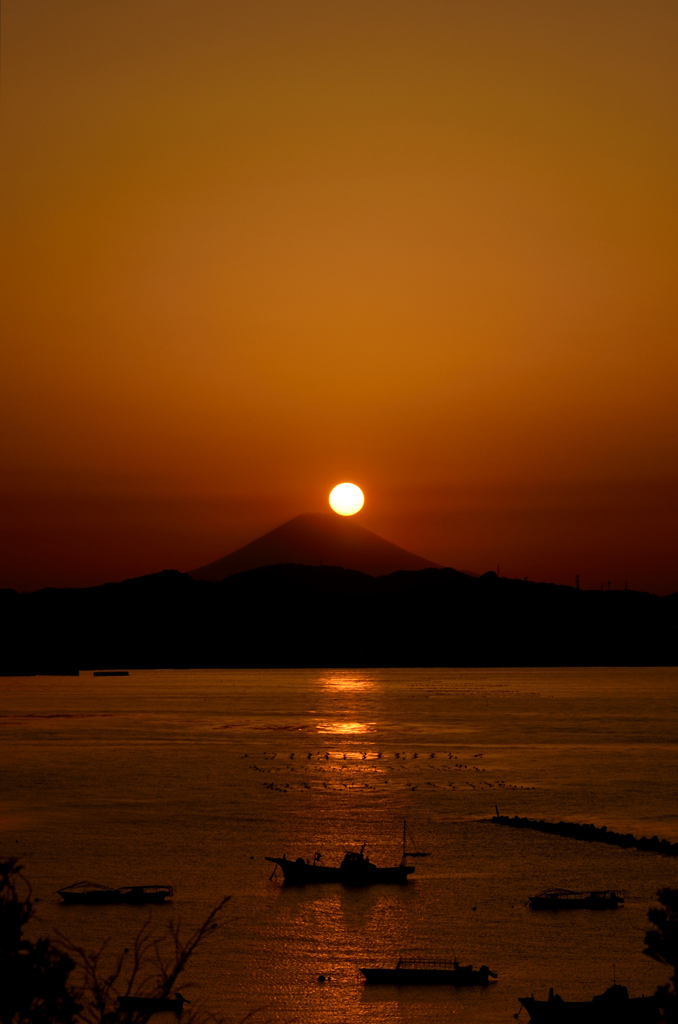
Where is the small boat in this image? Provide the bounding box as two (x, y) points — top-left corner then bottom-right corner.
(402, 821), (431, 857)
(528, 888), (625, 910)
(361, 958), (497, 986)
(56, 881), (173, 904)
(118, 993), (190, 1014)
(266, 822), (416, 885)
(518, 984), (657, 1022)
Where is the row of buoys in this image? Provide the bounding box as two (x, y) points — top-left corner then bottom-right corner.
(262, 780), (533, 794)
(491, 814), (678, 856)
(253, 761), (491, 775)
(257, 751), (468, 760)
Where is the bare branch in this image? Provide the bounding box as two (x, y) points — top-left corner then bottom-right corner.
(56, 896), (231, 1024)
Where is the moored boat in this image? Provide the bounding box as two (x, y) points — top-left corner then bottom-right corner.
(266, 821), (417, 885)
(57, 881), (173, 904)
(361, 958), (497, 986)
(265, 848), (413, 884)
(518, 984), (657, 1022)
(528, 888), (625, 910)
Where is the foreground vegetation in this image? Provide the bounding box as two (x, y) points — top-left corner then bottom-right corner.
(2, 855), (677, 1022)
(645, 887), (678, 1022)
(0, 859), (229, 1024)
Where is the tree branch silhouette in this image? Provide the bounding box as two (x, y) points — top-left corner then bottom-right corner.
(57, 896), (231, 1024)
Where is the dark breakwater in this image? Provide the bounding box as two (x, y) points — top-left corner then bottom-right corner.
(490, 813), (678, 856)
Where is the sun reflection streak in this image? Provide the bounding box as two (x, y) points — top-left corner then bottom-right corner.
(316, 721), (376, 734)
(320, 673), (373, 692)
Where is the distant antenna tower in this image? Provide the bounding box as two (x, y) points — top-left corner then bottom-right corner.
(575, 574), (580, 590)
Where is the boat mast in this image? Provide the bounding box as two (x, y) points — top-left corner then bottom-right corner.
(402, 819), (406, 864)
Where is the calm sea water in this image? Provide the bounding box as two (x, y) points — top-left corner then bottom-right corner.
(2, 667), (678, 1024)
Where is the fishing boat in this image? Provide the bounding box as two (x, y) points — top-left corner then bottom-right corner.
(528, 888), (625, 910)
(56, 881), (173, 904)
(517, 984), (657, 1022)
(265, 821), (418, 885)
(265, 847), (413, 884)
(361, 958), (497, 986)
(118, 993), (189, 1014)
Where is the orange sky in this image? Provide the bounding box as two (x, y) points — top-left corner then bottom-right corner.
(1, 1), (677, 594)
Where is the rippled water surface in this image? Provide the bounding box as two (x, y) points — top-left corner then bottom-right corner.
(2, 667), (678, 1023)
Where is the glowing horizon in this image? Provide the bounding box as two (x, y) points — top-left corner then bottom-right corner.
(1, 2), (676, 595)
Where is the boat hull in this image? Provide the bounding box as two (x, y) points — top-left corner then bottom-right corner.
(361, 968), (493, 986)
(519, 993), (658, 1023)
(265, 857), (413, 885)
(59, 890), (121, 905)
(529, 896), (623, 910)
(118, 997), (186, 1014)
(117, 888), (172, 904)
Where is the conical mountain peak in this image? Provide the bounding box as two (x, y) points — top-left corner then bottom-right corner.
(190, 512), (442, 581)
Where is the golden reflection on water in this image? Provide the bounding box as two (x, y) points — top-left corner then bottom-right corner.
(320, 672), (374, 692)
(316, 721), (376, 734)
(317, 672), (377, 735)
(4, 668), (678, 1024)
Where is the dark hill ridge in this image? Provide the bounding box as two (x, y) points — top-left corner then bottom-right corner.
(190, 512), (442, 579)
(1, 564), (676, 673)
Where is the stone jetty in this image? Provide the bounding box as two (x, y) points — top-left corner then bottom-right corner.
(490, 813), (678, 857)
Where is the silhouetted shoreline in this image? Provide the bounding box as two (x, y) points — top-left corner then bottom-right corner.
(490, 813), (678, 856)
(2, 563), (676, 674)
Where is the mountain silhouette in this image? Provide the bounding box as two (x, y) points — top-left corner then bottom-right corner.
(190, 512), (442, 580)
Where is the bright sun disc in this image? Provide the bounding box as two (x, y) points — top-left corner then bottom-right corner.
(329, 482), (364, 516)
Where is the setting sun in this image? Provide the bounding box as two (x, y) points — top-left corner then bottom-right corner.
(329, 482), (364, 516)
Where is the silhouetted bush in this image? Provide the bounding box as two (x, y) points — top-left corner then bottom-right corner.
(645, 887), (678, 1022)
(0, 858), (229, 1024)
(0, 858), (80, 1024)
